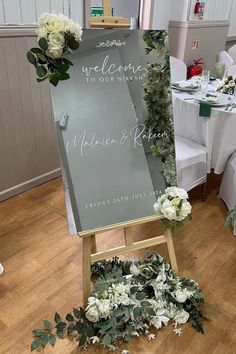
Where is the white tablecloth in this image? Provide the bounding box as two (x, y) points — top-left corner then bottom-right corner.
(172, 91), (236, 174)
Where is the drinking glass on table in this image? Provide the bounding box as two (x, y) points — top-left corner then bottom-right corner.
(201, 70), (210, 94)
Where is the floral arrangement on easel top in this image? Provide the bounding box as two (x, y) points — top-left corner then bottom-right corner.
(27, 13), (82, 86)
(30, 188), (206, 353)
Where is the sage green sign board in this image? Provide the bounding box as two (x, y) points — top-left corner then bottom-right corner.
(51, 30), (176, 234)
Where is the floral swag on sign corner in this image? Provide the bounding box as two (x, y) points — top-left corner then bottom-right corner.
(27, 13), (82, 86)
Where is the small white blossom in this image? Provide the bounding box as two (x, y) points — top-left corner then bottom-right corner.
(90, 336), (99, 344)
(121, 350), (129, 354)
(147, 334), (156, 341)
(174, 328), (183, 336)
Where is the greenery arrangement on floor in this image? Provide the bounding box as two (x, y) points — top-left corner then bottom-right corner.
(31, 253), (207, 352)
(225, 206), (236, 236)
(143, 31), (176, 187)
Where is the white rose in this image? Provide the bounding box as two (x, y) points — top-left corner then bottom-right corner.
(174, 309), (190, 324)
(154, 201), (161, 214)
(97, 299), (110, 319)
(175, 289), (187, 303)
(68, 21), (83, 41)
(180, 201), (192, 219)
(37, 26), (48, 39)
(48, 32), (65, 47)
(165, 187), (188, 200)
(85, 304), (100, 323)
(38, 12), (57, 27)
(161, 199), (176, 220)
(47, 45), (63, 59)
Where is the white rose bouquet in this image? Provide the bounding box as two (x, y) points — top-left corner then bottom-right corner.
(154, 187), (192, 232)
(27, 13), (82, 86)
(217, 75), (236, 95)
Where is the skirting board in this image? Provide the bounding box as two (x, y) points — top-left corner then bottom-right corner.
(0, 168), (61, 202)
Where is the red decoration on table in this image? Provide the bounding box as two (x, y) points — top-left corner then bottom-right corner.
(187, 58), (204, 79)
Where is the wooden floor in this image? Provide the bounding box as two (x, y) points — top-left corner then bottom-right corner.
(0, 178), (236, 354)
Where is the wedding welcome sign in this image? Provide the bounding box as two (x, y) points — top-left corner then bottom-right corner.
(51, 30), (176, 234)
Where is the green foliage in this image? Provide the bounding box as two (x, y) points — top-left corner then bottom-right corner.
(27, 37), (76, 87)
(224, 206), (236, 233)
(143, 31), (176, 187)
(31, 253), (207, 352)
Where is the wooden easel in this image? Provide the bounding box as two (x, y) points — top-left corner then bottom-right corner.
(89, 0), (130, 28)
(80, 215), (178, 305)
(78, 2), (178, 305)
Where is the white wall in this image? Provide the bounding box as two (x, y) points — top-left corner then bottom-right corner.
(0, 0), (84, 25)
(228, 0), (236, 37)
(152, 0), (171, 30)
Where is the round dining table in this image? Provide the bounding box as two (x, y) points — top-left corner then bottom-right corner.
(172, 89), (236, 174)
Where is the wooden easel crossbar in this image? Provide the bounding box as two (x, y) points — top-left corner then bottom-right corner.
(89, 0), (130, 28)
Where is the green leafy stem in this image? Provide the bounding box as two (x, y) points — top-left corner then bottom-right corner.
(27, 36), (79, 86)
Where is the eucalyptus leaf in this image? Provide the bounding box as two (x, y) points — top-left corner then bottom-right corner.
(27, 51), (37, 66)
(30, 48), (43, 54)
(79, 334), (87, 347)
(103, 334), (111, 346)
(36, 65), (48, 78)
(32, 329), (45, 336)
(48, 333), (56, 346)
(41, 334), (49, 347)
(38, 37), (48, 51)
(66, 313), (74, 322)
(43, 320), (53, 330)
(133, 307), (141, 318)
(30, 339), (41, 351)
(50, 74), (60, 87)
(63, 58), (74, 66)
(54, 312), (61, 324)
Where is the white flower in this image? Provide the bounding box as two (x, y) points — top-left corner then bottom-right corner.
(179, 201), (192, 219)
(37, 26), (48, 39)
(47, 45), (63, 59)
(165, 187), (188, 200)
(161, 199), (177, 220)
(173, 328), (183, 336)
(175, 289), (187, 303)
(130, 264), (140, 276)
(121, 350), (129, 354)
(85, 304), (99, 322)
(90, 336), (99, 344)
(154, 201), (161, 214)
(97, 299), (111, 319)
(48, 32), (65, 47)
(147, 333), (155, 341)
(174, 309), (190, 324)
(229, 80), (235, 88)
(150, 315), (170, 329)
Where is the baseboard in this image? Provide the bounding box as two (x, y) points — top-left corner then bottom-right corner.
(0, 169), (61, 202)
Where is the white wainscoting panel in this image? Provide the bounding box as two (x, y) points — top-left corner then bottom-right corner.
(0, 0), (83, 25)
(0, 32), (60, 201)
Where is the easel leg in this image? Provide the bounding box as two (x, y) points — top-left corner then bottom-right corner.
(164, 229), (178, 273)
(83, 236), (92, 306)
(91, 234), (96, 254)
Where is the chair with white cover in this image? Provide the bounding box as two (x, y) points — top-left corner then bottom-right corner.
(219, 152), (236, 236)
(228, 44), (236, 64)
(227, 64), (236, 77)
(217, 51), (234, 68)
(170, 56), (187, 83)
(175, 136), (207, 198)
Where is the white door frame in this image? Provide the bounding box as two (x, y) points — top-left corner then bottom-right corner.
(139, 0), (155, 29)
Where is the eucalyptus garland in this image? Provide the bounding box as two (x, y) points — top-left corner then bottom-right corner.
(31, 253), (206, 352)
(143, 31), (176, 186)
